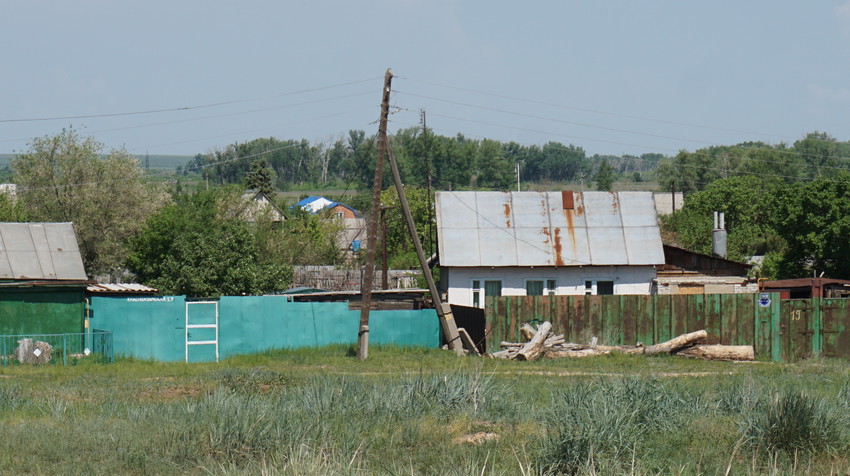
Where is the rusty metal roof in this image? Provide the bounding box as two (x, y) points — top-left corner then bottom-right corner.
(435, 191), (665, 267)
(0, 222), (87, 280)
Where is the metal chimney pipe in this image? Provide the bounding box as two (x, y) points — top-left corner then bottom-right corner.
(712, 211), (727, 258)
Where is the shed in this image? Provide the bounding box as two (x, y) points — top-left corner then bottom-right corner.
(0, 222), (90, 336)
(435, 191), (665, 307)
(759, 278), (850, 299)
(654, 244), (757, 295)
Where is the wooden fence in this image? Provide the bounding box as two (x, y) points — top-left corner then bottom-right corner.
(485, 293), (850, 361)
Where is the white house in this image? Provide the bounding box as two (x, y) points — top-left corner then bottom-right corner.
(435, 190), (665, 308)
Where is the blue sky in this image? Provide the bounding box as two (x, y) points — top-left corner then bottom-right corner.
(2, 1), (849, 158)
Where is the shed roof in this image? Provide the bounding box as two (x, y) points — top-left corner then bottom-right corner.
(0, 223), (87, 280)
(435, 191), (665, 267)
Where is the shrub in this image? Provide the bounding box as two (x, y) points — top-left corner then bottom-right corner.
(745, 391), (840, 457)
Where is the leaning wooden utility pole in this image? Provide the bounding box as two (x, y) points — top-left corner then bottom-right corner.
(357, 68), (393, 361)
(386, 137), (464, 355)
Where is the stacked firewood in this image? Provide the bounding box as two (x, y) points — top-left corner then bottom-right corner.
(490, 321), (754, 362)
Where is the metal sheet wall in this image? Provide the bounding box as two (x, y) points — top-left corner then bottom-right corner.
(91, 295), (440, 362)
(486, 293), (784, 360)
(0, 288), (85, 336)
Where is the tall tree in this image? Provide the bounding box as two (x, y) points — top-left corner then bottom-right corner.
(769, 172), (850, 279)
(593, 160), (615, 191)
(243, 158), (277, 196)
(128, 187), (296, 296)
(13, 129), (168, 275)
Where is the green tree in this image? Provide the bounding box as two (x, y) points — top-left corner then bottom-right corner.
(12, 129), (168, 275)
(151, 220), (290, 297)
(0, 192), (28, 222)
(769, 172), (850, 279)
(243, 159), (277, 196)
(660, 176), (785, 262)
(379, 186), (436, 268)
(593, 160), (615, 191)
(128, 187), (295, 296)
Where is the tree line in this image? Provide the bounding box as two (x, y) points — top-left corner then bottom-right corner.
(184, 127), (664, 191)
(4, 128), (850, 296)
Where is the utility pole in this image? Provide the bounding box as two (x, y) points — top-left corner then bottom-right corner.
(516, 162), (521, 192)
(357, 68), (393, 361)
(386, 139), (464, 355)
(421, 110), (435, 257)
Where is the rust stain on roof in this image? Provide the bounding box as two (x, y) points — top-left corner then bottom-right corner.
(503, 203), (511, 228)
(553, 227), (565, 266)
(609, 191), (619, 211)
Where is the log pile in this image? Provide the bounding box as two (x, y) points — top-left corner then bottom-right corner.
(491, 322), (754, 362)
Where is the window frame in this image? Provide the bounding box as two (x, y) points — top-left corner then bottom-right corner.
(524, 278), (558, 296)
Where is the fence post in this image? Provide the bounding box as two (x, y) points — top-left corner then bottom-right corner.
(63, 334), (67, 366)
(813, 297), (822, 357)
(770, 293), (782, 362)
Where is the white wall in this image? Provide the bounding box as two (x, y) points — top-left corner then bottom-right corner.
(444, 265), (657, 307)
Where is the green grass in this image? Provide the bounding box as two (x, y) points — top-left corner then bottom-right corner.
(1, 347), (849, 475)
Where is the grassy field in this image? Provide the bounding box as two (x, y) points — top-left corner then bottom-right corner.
(1, 347), (848, 475)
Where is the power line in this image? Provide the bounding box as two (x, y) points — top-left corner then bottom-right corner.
(395, 76), (806, 143)
(0, 77), (381, 124)
(0, 90), (376, 146)
(394, 89), (719, 147)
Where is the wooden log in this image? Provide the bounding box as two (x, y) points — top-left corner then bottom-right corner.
(545, 348), (610, 358)
(594, 344), (645, 355)
(642, 330), (708, 356)
(490, 350), (515, 359)
(514, 321), (553, 361)
(675, 345), (754, 361)
(543, 335), (565, 347)
(457, 328), (480, 356)
(519, 323), (536, 341)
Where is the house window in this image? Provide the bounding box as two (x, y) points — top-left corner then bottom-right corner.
(526, 280), (544, 296)
(526, 279), (557, 296)
(472, 279), (502, 308)
(585, 279), (615, 295)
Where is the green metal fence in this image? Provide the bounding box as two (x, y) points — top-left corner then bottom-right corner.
(90, 295), (440, 363)
(486, 294), (783, 359)
(0, 329), (113, 366)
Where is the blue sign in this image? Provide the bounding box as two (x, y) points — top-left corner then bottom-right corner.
(758, 293), (771, 308)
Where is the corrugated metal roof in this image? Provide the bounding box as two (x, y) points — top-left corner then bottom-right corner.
(0, 223), (87, 280)
(87, 283), (159, 294)
(435, 191), (665, 267)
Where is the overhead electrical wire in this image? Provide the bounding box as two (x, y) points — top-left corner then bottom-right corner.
(393, 89), (719, 147)
(395, 76), (808, 143)
(0, 90), (376, 146)
(0, 77), (381, 124)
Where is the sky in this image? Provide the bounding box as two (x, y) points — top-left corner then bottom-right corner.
(2, 1), (850, 159)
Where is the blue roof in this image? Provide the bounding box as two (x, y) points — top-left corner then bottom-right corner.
(291, 196), (360, 217)
(294, 196), (324, 207)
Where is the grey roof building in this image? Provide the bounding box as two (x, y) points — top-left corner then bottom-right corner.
(435, 191), (665, 268)
(0, 222), (87, 281)
(434, 191), (665, 306)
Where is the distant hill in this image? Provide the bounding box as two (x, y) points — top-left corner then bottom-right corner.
(0, 153), (194, 170)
